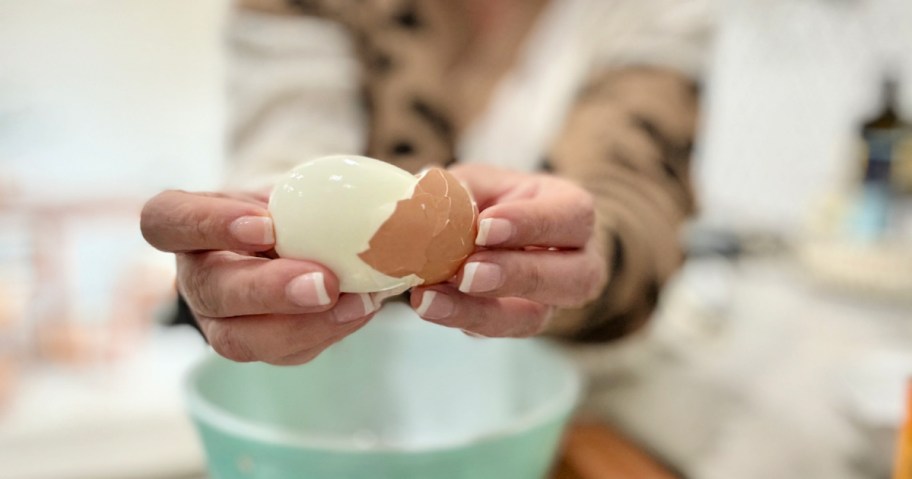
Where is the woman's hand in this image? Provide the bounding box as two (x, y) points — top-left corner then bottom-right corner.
(141, 190), (379, 365)
(410, 164), (608, 337)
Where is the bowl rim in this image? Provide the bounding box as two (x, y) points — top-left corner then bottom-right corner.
(184, 340), (582, 453)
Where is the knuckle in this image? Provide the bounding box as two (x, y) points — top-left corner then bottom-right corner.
(196, 211), (221, 240)
(515, 212), (547, 244)
(207, 322), (255, 363)
(578, 194), (596, 228)
(266, 348), (323, 366)
(461, 304), (491, 333)
(240, 273), (273, 313)
(518, 263), (546, 298)
(566, 266), (605, 308)
(182, 263), (222, 317)
(584, 264), (608, 303)
(165, 191), (194, 219)
(553, 263), (604, 309)
(533, 217), (555, 243)
(565, 190), (596, 243)
(168, 197), (212, 246)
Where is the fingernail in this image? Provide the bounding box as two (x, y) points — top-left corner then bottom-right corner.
(230, 216), (274, 245)
(458, 262), (504, 293)
(462, 329), (487, 339)
(476, 218), (513, 246)
(333, 293), (377, 323)
(286, 272), (330, 307)
(415, 291), (455, 320)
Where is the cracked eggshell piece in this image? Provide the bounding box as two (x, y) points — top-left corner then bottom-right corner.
(269, 155), (478, 293)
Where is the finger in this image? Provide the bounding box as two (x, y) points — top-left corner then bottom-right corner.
(178, 251), (341, 317)
(449, 165), (594, 248)
(453, 249), (607, 308)
(198, 293), (378, 363)
(410, 285), (552, 338)
(141, 190), (274, 253)
(200, 313), (369, 364)
(474, 188), (594, 249)
(447, 164), (520, 208)
(193, 191), (270, 207)
(267, 316), (373, 366)
(219, 190), (270, 205)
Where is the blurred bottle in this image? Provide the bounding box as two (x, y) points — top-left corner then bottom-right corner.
(848, 76), (912, 242)
(798, 75), (912, 301)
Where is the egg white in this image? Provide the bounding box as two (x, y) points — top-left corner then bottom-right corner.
(269, 155), (424, 293)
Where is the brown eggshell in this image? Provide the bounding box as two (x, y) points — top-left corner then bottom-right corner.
(358, 168), (478, 285)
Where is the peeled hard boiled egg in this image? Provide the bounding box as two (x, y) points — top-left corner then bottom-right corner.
(268, 155), (478, 293)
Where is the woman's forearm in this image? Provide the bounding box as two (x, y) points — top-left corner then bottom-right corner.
(545, 67), (700, 342)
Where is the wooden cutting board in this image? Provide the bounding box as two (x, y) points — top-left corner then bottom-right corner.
(551, 423), (680, 479)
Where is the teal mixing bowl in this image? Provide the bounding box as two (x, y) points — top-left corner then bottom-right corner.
(185, 302), (582, 479)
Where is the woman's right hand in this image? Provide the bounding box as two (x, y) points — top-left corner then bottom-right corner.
(141, 190), (379, 365)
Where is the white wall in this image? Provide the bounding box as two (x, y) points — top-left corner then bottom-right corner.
(696, 0), (912, 234)
(0, 0), (228, 201)
(0, 0), (229, 327)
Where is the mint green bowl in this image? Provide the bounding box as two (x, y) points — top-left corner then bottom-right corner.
(185, 302), (582, 479)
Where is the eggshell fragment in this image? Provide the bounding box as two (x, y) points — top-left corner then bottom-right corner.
(359, 168), (478, 285)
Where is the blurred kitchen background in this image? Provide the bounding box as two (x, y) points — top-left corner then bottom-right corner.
(1, 0), (911, 478)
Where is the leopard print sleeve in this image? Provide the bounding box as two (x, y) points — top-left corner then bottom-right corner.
(546, 67), (699, 342)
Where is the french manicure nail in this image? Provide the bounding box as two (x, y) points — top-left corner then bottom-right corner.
(333, 293), (377, 323)
(286, 272), (330, 307)
(476, 218), (513, 246)
(458, 262), (504, 293)
(229, 216), (274, 245)
(415, 291), (455, 320)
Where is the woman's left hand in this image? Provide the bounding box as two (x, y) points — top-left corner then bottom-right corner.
(410, 164), (608, 337)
